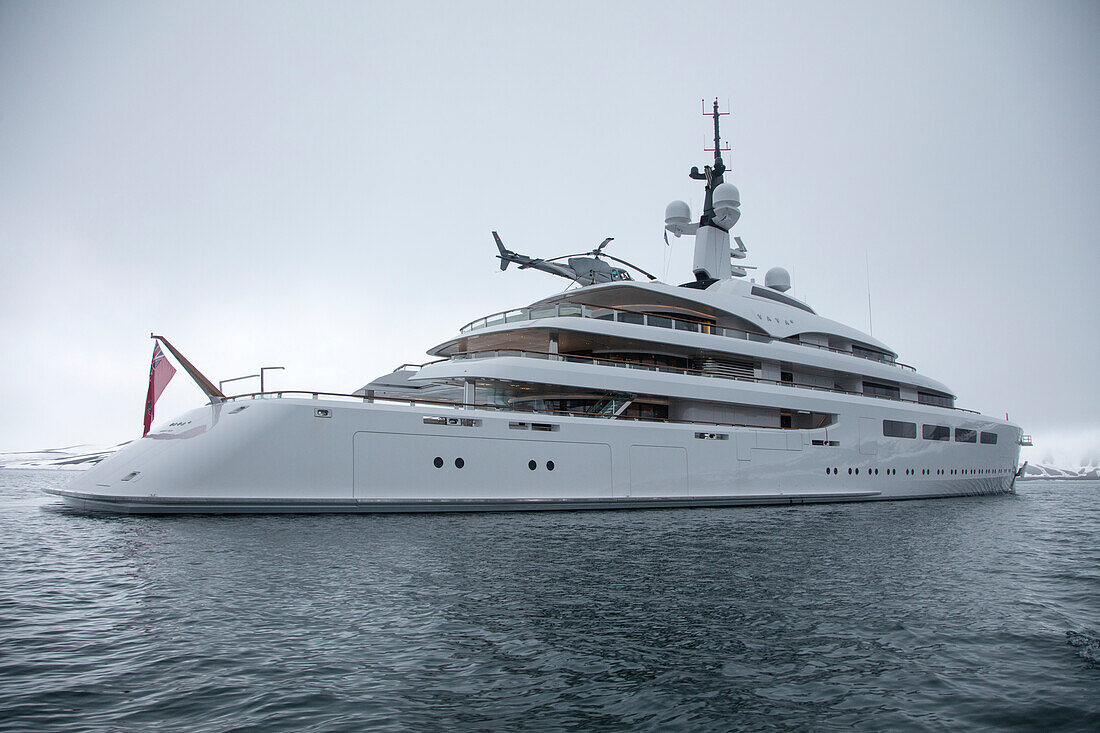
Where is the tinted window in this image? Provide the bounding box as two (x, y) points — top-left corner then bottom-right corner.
(923, 424), (950, 441)
(864, 382), (900, 399)
(853, 345), (887, 362)
(980, 431), (998, 445)
(955, 428), (977, 443)
(883, 420), (917, 438)
(918, 391), (954, 408)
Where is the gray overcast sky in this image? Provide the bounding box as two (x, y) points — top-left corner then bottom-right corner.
(1, 1), (1097, 464)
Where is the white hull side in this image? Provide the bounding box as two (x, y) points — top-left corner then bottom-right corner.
(46, 398), (1021, 514)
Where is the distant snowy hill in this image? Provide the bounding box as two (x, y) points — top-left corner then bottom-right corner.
(0, 444), (125, 470)
(1019, 463), (1100, 480)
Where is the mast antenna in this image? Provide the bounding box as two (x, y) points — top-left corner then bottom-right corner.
(702, 98), (731, 167)
(688, 99), (734, 234)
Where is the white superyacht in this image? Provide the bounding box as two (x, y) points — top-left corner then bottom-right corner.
(47, 102), (1028, 513)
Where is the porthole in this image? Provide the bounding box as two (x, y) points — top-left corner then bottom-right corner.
(433, 457), (444, 468)
(848, 468), (853, 475)
(455, 457), (465, 469)
(855, 468), (859, 475)
(528, 460), (537, 471)
(834, 467), (838, 474)
(546, 460), (555, 471)
(826, 467), (831, 475)
(874, 468), (879, 475)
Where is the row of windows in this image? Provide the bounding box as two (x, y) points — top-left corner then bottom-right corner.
(433, 456), (557, 471)
(882, 420), (998, 444)
(825, 466), (1011, 477)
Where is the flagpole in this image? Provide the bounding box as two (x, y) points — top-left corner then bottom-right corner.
(150, 333), (226, 402)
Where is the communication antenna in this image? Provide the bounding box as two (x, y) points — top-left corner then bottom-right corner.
(702, 98), (731, 158)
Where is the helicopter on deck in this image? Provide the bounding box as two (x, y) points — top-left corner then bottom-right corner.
(492, 231), (657, 287)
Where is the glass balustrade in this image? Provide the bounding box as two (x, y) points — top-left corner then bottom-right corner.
(439, 348), (963, 412)
(457, 303), (914, 371)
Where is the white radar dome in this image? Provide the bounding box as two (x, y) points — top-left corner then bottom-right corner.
(711, 182), (741, 229)
(664, 200), (693, 237)
(765, 266), (791, 292)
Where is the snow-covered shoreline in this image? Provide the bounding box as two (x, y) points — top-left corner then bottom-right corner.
(0, 444), (125, 470)
(1019, 463), (1100, 480)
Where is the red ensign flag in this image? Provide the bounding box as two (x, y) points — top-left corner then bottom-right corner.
(143, 343), (177, 436)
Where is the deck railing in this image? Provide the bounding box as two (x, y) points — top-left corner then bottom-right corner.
(220, 389), (806, 431)
(397, 348), (978, 415)
(458, 301), (916, 371)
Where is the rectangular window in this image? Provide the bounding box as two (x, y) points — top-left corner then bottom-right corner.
(863, 381), (900, 399)
(955, 428), (977, 443)
(980, 431), (998, 445)
(923, 424), (950, 441)
(852, 345), (887, 362)
(918, 391), (954, 408)
(883, 419), (917, 439)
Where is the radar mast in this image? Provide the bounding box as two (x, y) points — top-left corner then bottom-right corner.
(665, 99), (743, 284)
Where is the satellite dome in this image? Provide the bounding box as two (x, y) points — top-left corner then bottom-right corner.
(664, 200), (693, 237)
(765, 267), (791, 292)
(712, 182), (740, 208)
(711, 182), (741, 229)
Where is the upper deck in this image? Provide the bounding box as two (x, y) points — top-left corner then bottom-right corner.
(526, 279), (896, 357)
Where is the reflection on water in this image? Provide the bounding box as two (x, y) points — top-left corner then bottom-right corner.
(2, 471), (1098, 731)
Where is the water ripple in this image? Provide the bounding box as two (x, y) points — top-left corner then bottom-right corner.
(1, 471), (1098, 731)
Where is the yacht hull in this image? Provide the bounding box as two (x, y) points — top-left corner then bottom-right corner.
(45, 397), (1021, 514)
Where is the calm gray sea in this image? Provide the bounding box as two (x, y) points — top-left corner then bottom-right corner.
(1, 470), (1097, 732)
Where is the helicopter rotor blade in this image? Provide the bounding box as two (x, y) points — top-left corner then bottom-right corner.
(600, 253), (657, 280)
(544, 253), (589, 263)
(595, 237), (613, 253)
